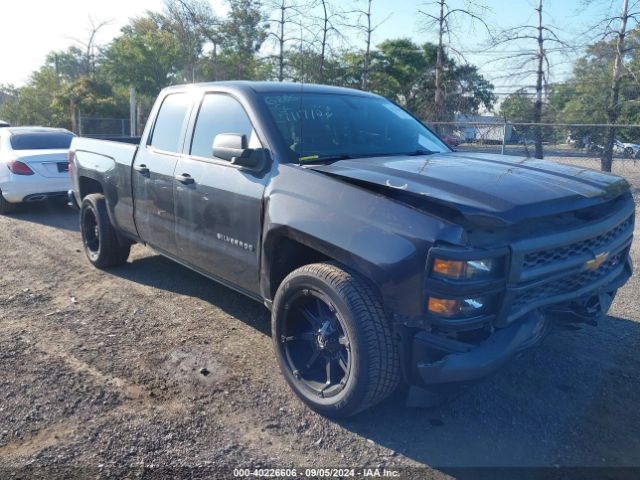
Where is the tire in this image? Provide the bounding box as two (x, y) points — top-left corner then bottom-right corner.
(624, 147), (634, 158)
(272, 262), (401, 417)
(0, 190), (16, 214)
(80, 193), (130, 268)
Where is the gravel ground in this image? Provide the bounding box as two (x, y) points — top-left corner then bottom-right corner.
(0, 157), (638, 480)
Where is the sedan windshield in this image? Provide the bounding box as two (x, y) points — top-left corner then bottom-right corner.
(10, 133), (74, 150)
(261, 92), (449, 162)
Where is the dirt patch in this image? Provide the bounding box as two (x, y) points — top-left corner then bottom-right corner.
(0, 197), (638, 478)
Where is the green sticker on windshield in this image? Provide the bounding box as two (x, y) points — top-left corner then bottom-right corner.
(299, 155), (319, 162)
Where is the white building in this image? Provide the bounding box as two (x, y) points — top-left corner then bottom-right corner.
(454, 114), (513, 144)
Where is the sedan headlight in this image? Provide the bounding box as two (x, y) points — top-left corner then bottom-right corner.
(431, 257), (501, 281)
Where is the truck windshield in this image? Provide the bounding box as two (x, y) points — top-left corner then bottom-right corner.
(261, 92), (449, 163)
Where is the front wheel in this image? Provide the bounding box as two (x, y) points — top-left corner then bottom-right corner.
(80, 193), (130, 268)
(272, 262), (400, 417)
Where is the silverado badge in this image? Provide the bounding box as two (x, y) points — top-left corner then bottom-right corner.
(585, 251), (609, 270)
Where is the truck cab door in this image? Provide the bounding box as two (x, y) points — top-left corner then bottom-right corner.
(132, 93), (191, 256)
(173, 93), (270, 296)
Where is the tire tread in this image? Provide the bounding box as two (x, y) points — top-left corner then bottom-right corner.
(82, 194), (130, 268)
(277, 262), (401, 415)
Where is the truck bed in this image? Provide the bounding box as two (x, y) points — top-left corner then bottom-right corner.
(72, 137), (138, 167)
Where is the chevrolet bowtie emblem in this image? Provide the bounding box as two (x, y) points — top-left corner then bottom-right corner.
(585, 251), (609, 270)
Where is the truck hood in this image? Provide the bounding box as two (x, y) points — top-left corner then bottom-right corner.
(308, 152), (630, 226)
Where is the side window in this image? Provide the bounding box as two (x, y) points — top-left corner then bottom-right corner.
(150, 93), (190, 153)
(190, 94), (259, 159)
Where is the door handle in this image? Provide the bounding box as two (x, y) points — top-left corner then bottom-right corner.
(134, 164), (149, 174)
(175, 173), (195, 185)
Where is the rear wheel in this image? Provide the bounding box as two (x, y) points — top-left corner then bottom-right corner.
(272, 262), (400, 417)
(80, 193), (130, 268)
(624, 147), (634, 158)
(0, 190), (16, 214)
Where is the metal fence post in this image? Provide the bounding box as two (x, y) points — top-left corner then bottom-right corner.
(130, 88), (137, 137)
(501, 123), (506, 155)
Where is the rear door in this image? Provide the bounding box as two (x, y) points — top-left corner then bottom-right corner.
(132, 93), (191, 255)
(174, 93), (269, 295)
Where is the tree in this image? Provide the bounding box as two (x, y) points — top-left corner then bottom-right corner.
(46, 47), (87, 82)
(600, 0), (636, 171)
(351, 0), (390, 90)
(314, 0), (345, 82)
(501, 89), (534, 121)
(218, 0), (269, 79)
(491, 0), (570, 159)
(336, 39), (495, 118)
(265, 0), (306, 82)
(103, 16), (184, 98)
(70, 17), (112, 78)
(162, 0), (218, 82)
(548, 25), (640, 154)
(0, 68), (68, 128)
(500, 88), (535, 140)
(419, 0), (491, 123)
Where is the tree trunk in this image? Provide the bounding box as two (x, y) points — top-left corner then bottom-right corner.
(434, 0), (444, 124)
(362, 0), (372, 90)
(602, 0), (629, 172)
(212, 43), (218, 81)
(534, 0), (544, 159)
(320, 0), (328, 82)
(279, 1), (285, 82)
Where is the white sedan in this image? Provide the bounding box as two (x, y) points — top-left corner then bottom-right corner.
(0, 127), (74, 214)
(613, 139), (640, 158)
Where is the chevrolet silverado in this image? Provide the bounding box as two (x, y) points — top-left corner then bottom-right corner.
(68, 82), (635, 417)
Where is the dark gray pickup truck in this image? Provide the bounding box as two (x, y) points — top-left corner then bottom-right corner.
(69, 82), (634, 417)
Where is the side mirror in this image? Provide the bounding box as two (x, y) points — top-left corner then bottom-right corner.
(212, 133), (265, 170)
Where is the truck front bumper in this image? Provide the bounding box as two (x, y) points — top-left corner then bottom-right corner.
(413, 309), (549, 385)
(411, 258), (632, 386)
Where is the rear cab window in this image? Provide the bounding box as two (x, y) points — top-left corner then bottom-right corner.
(149, 93), (191, 153)
(10, 133), (74, 150)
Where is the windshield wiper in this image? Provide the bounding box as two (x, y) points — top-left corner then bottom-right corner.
(404, 149), (437, 156)
(298, 149), (437, 164)
(299, 153), (354, 164)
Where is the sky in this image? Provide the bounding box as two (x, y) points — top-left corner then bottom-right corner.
(0, 0), (619, 95)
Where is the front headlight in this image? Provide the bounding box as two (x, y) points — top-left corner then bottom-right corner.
(431, 257), (501, 281)
(428, 295), (494, 317)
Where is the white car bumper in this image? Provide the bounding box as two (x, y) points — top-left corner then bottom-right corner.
(0, 173), (71, 203)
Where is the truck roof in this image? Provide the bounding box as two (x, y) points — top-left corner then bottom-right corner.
(161, 81), (378, 98)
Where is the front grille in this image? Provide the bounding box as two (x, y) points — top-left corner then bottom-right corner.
(522, 215), (633, 271)
(512, 252), (625, 312)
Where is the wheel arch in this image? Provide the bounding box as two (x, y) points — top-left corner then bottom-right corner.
(78, 175), (104, 199)
(261, 227), (387, 304)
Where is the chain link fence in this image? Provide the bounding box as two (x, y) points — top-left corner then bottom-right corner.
(428, 121), (640, 193)
(79, 116), (131, 138)
(74, 115), (640, 193)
